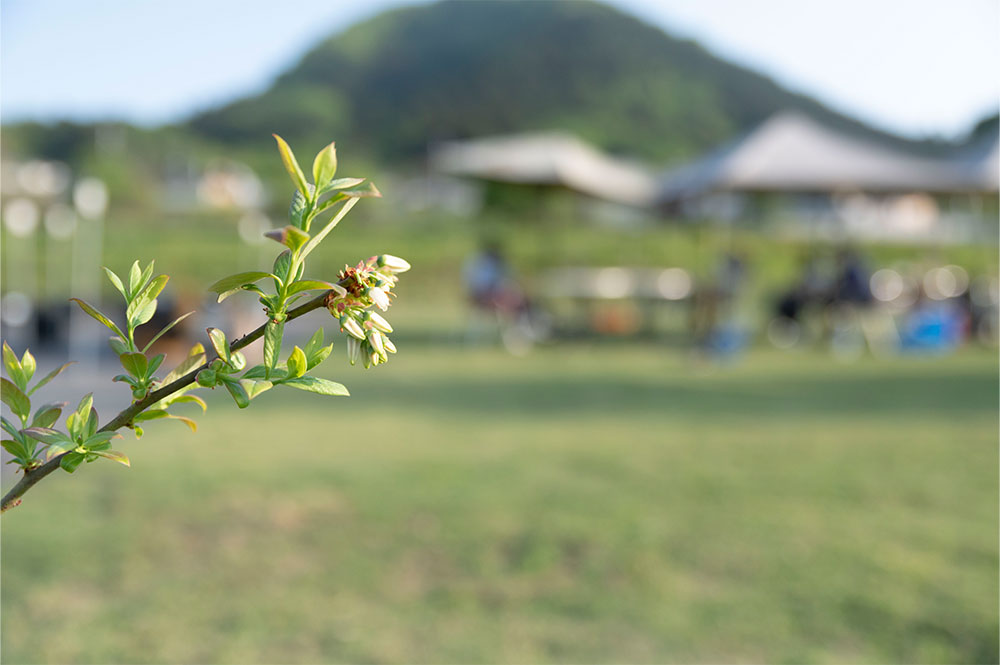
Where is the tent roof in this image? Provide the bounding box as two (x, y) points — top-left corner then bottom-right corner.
(659, 112), (995, 202)
(430, 132), (657, 207)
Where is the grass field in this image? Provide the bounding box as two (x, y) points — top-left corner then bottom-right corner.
(1, 344), (997, 663)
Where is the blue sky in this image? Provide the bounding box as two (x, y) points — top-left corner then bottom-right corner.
(2, 0), (997, 139)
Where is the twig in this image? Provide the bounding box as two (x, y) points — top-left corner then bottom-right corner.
(1, 290), (333, 513)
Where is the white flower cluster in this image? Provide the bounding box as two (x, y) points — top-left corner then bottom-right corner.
(325, 254), (410, 368)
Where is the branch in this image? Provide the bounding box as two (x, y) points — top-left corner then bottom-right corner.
(1, 290), (333, 513)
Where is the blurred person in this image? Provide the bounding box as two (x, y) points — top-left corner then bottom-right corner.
(690, 250), (749, 359)
(462, 240), (550, 353)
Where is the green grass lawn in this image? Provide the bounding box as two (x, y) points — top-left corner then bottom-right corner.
(2, 345), (997, 663)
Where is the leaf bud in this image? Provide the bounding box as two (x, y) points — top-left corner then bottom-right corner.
(196, 369), (217, 387)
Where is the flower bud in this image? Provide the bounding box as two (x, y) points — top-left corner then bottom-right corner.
(340, 314), (366, 340)
(383, 336), (397, 354)
(368, 330), (387, 360)
(378, 254), (411, 274)
(367, 286), (390, 311)
(368, 311), (393, 333)
(346, 336), (360, 366)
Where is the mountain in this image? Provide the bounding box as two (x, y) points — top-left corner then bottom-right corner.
(187, 0), (951, 166)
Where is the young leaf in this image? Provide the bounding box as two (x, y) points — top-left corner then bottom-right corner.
(20, 349), (36, 383)
(138, 261), (156, 295)
(103, 266), (127, 299)
(129, 299), (157, 329)
(83, 431), (121, 447)
(93, 450), (130, 467)
(222, 378), (250, 409)
(308, 344), (333, 370)
(287, 346), (307, 379)
(161, 343), (206, 385)
(2, 439), (28, 461)
(207, 328), (230, 362)
(240, 379), (273, 400)
(314, 182), (381, 215)
(120, 352), (148, 379)
(280, 376), (350, 396)
(136, 273), (168, 305)
(304, 329), (324, 356)
(319, 177), (366, 195)
(241, 364), (288, 381)
(31, 402), (66, 429)
(109, 336), (130, 356)
(143, 311), (195, 353)
(22, 427), (72, 446)
(2, 342), (26, 392)
(263, 320), (283, 377)
(273, 134), (309, 199)
(286, 280), (337, 297)
(74, 394), (94, 426)
(312, 142), (337, 189)
(0, 378), (31, 421)
(147, 353), (165, 378)
(59, 451), (85, 473)
(288, 190), (308, 229)
(69, 298), (127, 339)
(127, 260), (142, 297)
(28, 361), (74, 396)
(272, 250), (293, 286)
(299, 197), (360, 260)
(0, 416), (20, 438)
(164, 394), (207, 412)
(206, 272), (274, 302)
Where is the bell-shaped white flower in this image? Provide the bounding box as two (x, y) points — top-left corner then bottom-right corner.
(377, 254), (411, 274)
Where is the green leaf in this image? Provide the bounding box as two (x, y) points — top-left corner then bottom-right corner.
(31, 402), (66, 428)
(223, 378), (250, 409)
(143, 311), (195, 353)
(164, 394), (207, 412)
(207, 328), (230, 362)
(136, 273), (169, 305)
(20, 349), (36, 383)
(207, 271), (274, 303)
(103, 266), (127, 299)
(93, 449), (130, 467)
(272, 250), (293, 286)
(69, 298), (126, 339)
(309, 344), (333, 370)
(315, 182), (381, 214)
(288, 190), (309, 229)
(265, 224), (310, 252)
(263, 320), (283, 378)
(0, 378), (31, 420)
(147, 353), (165, 378)
(287, 346), (307, 379)
(127, 260), (142, 297)
(85, 407), (98, 439)
(273, 134), (309, 199)
(60, 451), (85, 472)
(23, 427), (72, 445)
(161, 343), (206, 385)
(312, 142), (337, 190)
(109, 336), (130, 355)
(83, 431), (121, 447)
(2, 438), (28, 461)
(303, 329), (324, 358)
(240, 379), (273, 400)
(286, 280), (336, 298)
(2, 342), (27, 392)
(138, 261), (155, 295)
(129, 299), (157, 329)
(299, 197), (360, 260)
(112, 374), (139, 388)
(280, 376), (349, 397)
(28, 361), (74, 396)
(320, 177), (366, 195)
(120, 352), (148, 379)
(0, 416), (20, 438)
